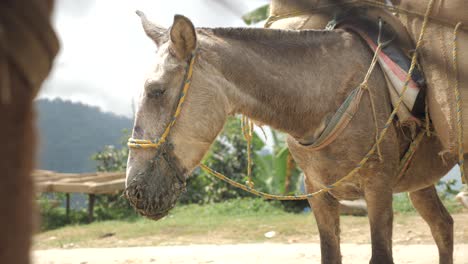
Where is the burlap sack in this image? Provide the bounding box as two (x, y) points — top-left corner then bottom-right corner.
(268, 0), (414, 49)
(267, 0), (330, 29)
(396, 0), (468, 153)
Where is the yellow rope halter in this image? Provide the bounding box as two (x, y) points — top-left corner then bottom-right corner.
(127, 51), (197, 149)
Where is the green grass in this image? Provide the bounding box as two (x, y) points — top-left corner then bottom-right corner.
(35, 198), (315, 249)
(35, 197), (467, 249)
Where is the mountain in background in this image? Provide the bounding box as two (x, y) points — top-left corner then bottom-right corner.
(36, 98), (133, 173)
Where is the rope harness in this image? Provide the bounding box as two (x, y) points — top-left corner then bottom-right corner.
(453, 22), (465, 183)
(128, 0), (466, 200)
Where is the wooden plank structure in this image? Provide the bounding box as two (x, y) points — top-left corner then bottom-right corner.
(33, 170), (125, 222)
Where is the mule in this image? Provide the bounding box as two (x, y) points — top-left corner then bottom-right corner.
(125, 12), (456, 264)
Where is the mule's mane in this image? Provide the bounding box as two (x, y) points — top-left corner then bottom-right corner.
(198, 27), (338, 46)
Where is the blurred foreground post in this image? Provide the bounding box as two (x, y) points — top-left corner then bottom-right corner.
(0, 0), (59, 263)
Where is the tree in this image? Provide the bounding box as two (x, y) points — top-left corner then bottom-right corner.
(91, 130), (136, 220)
(242, 4), (270, 25)
(180, 117), (264, 203)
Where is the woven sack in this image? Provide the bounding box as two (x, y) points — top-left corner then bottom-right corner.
(396, 0), (468, 153)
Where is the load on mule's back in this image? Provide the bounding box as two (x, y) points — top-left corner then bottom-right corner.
(268, 0), (468, 160)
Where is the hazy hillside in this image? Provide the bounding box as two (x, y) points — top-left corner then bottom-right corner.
(36, 98), (133, 172)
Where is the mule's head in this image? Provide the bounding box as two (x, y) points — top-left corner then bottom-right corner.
(125, 12), (228, 219)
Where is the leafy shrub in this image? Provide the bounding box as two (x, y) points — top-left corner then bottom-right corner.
(180, 117), (264, 204)
(242, 4), (269, 25)
(38, 194), (88, 230)
(393, 192), (463, 214)
(93, 194), (138, 221)
(92, 130), (129, 172)
(437, 179), (460, 199)
(172, 197), (287, 217)
(90, 130), (136, 220)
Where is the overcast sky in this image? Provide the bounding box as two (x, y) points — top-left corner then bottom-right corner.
(40, 0), (267, 117)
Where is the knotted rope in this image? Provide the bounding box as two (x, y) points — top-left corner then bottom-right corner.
(453, 22), (466, 183)
(357, 19), (393, 162)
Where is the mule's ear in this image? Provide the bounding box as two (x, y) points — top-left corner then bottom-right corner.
(169, 15), (197, 60)
(136, 10), (167, 46)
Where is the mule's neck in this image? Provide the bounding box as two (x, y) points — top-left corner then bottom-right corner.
(201, 28), (372, 140)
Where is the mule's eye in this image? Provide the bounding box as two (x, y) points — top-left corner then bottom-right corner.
(147, 88), (166, 99)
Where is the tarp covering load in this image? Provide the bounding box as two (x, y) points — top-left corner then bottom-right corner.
(267, 0), (468, 154)
(339, 19), (426, 126)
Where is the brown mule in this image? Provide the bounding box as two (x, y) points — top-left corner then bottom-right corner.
(126, 13), (456, 264)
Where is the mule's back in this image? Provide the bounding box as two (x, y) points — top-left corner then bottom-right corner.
(268, 0), (468, 156)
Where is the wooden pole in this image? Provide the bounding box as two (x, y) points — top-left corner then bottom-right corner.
(88, 194), (95, 222)
(65, 193), (70, 221)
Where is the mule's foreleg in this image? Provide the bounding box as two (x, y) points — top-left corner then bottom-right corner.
(409, 185), (453, 264)
(364, 178), (394, 264)
(307, 181), (342, 264)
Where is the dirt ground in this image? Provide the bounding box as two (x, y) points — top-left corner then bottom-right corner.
(34, 213), (468, 249)
(34, 243), (468, 264)
(34, 212), (468, 263)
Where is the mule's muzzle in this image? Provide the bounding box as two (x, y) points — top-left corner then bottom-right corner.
(124, 145), (186, 220)
(124, 179), (184, 220)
